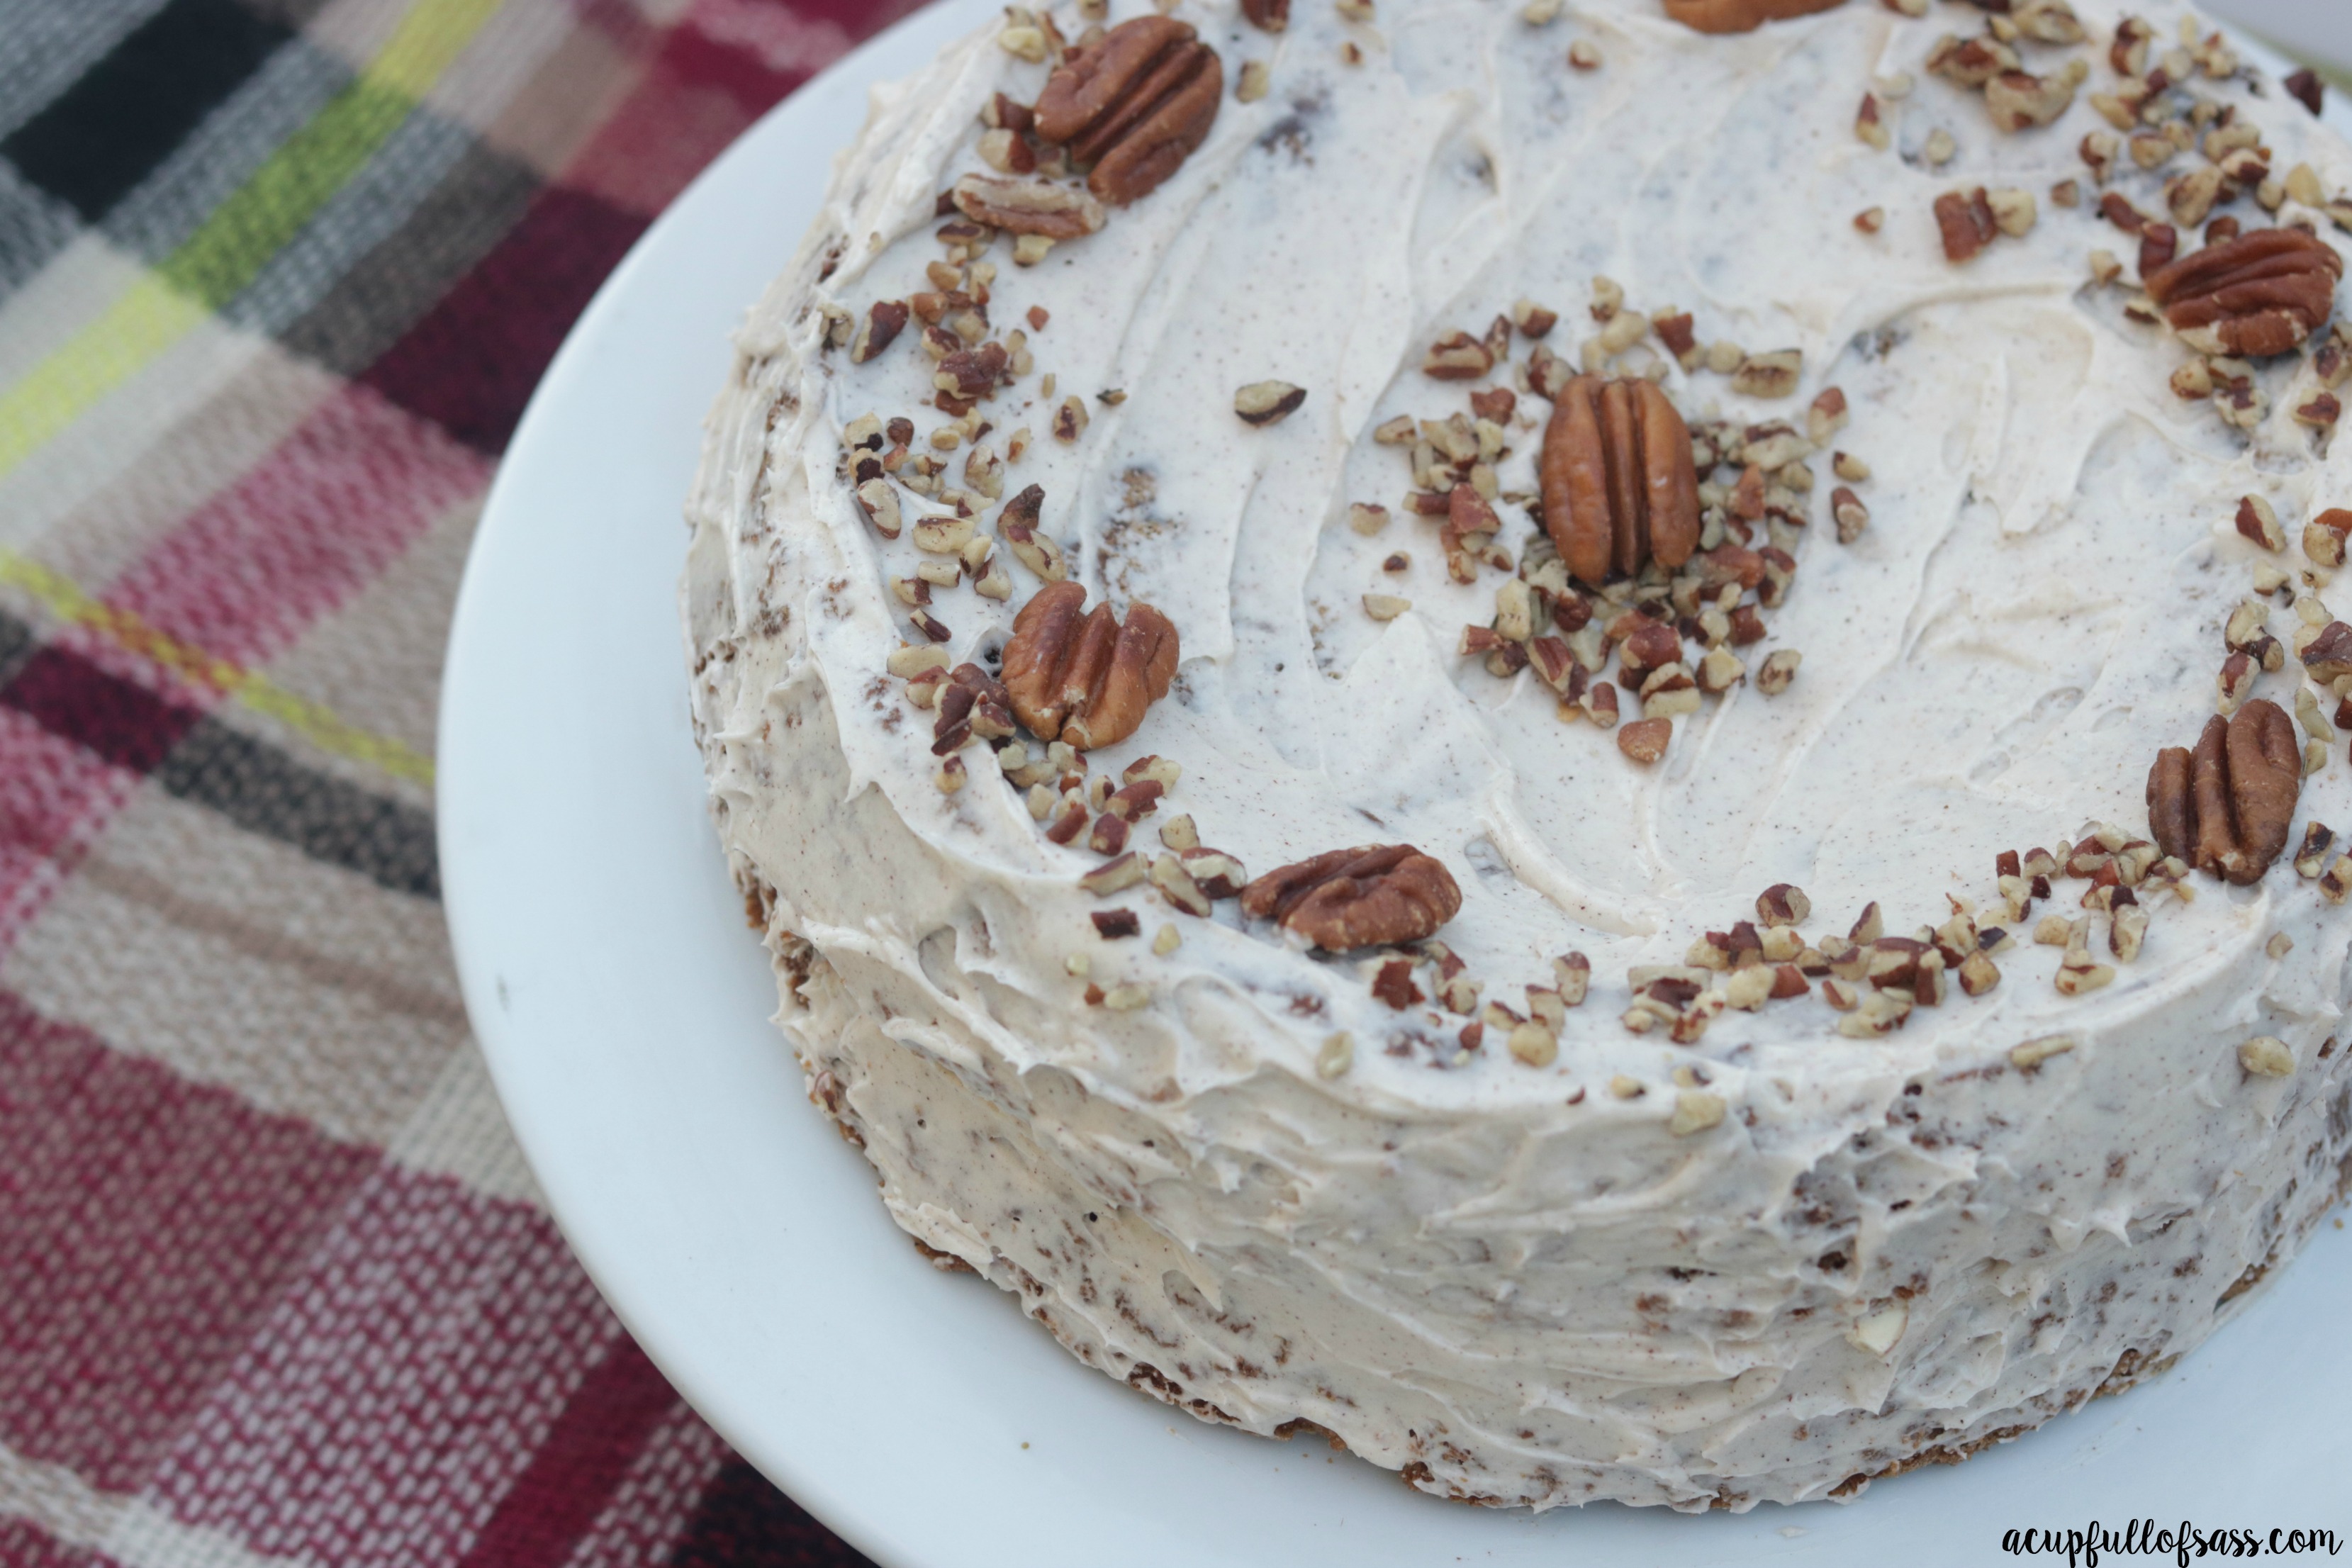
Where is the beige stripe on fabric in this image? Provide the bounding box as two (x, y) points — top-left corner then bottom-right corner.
(4, 795), (466, 1148)
(478, 13), (646, 181)
(9, 342), (337, 605)
(0, 1438), (318, 1568)
(258, 488), (481, 778)
(0, 1440), (116, 1555)
(387, 1039), (547, 1209)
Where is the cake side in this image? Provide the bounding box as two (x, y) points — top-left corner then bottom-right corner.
(685, 0), (2352, 1511)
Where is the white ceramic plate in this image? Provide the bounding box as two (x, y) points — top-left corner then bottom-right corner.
(439, 6), (2352, 1564)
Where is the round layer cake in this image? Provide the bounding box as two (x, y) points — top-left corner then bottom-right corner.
(683, 0), (2352, 1510)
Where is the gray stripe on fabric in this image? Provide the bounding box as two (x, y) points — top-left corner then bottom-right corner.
(0, 162), (79, 296)
(0, 0), (172, 142)
(223, 104), (481, 339)
(154, 717), (442, 902)
(99, 37), (352, 266)
(275, 138), (539, 377)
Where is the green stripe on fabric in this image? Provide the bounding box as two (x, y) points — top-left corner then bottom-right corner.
(157, 78), (412, 310)
(0, 0), (505, 481)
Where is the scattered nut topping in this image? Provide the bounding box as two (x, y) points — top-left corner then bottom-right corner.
(2145, 229), (2343, 359)
(1756, 649), (1801, 695)
(2146, 700), (2300, 884)
(1080, 852), (1146, 895)
(1235, 380), (1306, 425)
(1362, 593), (1411, 622)
(995, 484), (1067, 582)
(1422, 330), (1495, 380)
(1669, 1090), (1725, 1135)
(1316, 1031), (1353, 1077)
(1239, 844), (1462, 950)
(2237, 1036), (2295, 1077)
(1540, 376), (1700, 587)
(1567, 40), (1601, 69)
(851, 301), (909, 364)
(1729, 349), (1802, 399)
(1934, 187), (2000, 263)
(2294, 820), (2336, 878)
(2234, 494), (2286, 552)
(1237, 59), (1271, 101)
(2323, 856), (2352, 904)
(1617, 715), (1672, 763)
(2010, 1035), (2073, 1070)
(1988, 187), (2037, 237)
(1032, 18), (1222, 207)
(1000, 579), (1179, 750)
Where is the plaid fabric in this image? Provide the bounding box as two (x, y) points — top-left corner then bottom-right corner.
(0, 1), (907, 1562)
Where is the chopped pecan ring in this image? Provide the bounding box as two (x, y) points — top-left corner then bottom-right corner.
(1662, 0), (1845, 33)
(2146, 698), (2300, 885)
(1238, 844), (1462, 951)
(1033, 17), (1222, 208)
(999, 580), (1179, 751)
(1540, 375), (1701, 588)
(2144, 228), (2343, 359)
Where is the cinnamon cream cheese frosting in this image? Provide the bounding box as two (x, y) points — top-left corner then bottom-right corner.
(683, 0), (2352, 1509)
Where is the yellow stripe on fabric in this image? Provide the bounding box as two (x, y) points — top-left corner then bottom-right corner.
(0, 276), (209, 478)
(0, 0), (505, 481)
(0, 550), (437, 788)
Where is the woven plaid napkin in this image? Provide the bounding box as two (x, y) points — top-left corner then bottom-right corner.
(0, 1), (902, 1562)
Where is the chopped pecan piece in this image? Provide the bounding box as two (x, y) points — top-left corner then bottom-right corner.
(2144, 228), (2343, 359)
(1660, 0), (1844, 33)
(1241, 0), (1289, 30)
(2146, 699), (2300, 885)
(1540, 376), (1699, 588)
(1000, 580), (1180, 751)
(1239, 844), (1462, 951)
(1234, 381), (1306, 425)
(1032, 17), (1222, 207)
(951, 175), (1107, 239)
(2300, 620), (2352, 685)
(1934, 187), (1998, 263)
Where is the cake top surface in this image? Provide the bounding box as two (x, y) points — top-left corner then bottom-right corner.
(689, 0), (2352, 1128)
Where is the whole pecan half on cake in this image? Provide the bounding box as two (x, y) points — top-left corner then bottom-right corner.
(1240, 845), (1462, 951)
(2146, 699), (2300, 885)
(2144, 228), (2343, 358)
(1032, 17), (1221, 208)
(999, 580), (1179, 750)
(1662, 0), (1844, 34)
(1540, 375), (1701, 588)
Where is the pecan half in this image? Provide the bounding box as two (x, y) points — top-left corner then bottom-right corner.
(2146, 700), (2300, 885)
(1032, 18), (1222, 208)
(1661, 0), (1844, 33)
(1540, 376), (1700, 588)
(2144, 228), (2343, 359)
(999, 580), (1180, 751)
(1238, 844), (1462, 951)
(951, 175), (1106, 239)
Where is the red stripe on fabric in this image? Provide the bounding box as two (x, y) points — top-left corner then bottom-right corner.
(1, 646), (204, 774)
(0, 988), (380, 1494)
(147, 1165), (618, 1568)
(0, 710), (142, 952)
(0, 1518), (96, 1568)
(456, 1335), (682, 1568)
(362, 186), (646, 453)
(102, 383), (491, 673)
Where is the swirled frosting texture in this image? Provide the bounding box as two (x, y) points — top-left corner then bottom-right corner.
(685, 0), (2352, 1508)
